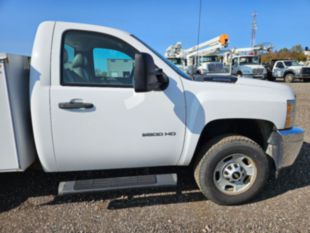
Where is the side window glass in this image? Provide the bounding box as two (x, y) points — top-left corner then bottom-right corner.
(276, 62), (284, 68)
(93, 48), (134, 86)
(62, 31), (137, 87)
(63, 44), (75, 69)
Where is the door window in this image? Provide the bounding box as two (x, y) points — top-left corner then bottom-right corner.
(61, 30), (138, 87)
(276, 62), (284, 68)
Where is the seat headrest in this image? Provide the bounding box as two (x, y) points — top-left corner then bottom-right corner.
(72, 53), (87, 68)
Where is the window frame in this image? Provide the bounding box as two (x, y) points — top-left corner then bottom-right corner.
(60, 30), (138, 88)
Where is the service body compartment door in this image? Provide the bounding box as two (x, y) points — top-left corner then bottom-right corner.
(0, 54), (35, 172)
(50, 23), (186, 172)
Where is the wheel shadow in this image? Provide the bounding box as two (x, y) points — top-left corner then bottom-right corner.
(0, 142), (309, 212)
(253, 141), (310, 203)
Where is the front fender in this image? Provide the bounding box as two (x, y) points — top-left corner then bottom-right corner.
(177, 79), (292, 165)
(284, 70), (296, 76)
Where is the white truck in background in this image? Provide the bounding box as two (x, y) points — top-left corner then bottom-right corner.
(266, 60), (310, 82)
(226, 44), (271, 79)
(165, 34), (229, 75)
(0, 21), (304, 205)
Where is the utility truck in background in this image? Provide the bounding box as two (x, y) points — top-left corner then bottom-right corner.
(265, 60), (310, 82)
(0, 21), (304, 205)
(225, 44), (272, 79)
(165, 34), (229, 75)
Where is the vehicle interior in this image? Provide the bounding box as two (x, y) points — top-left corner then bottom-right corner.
(62, 30), (138, 87)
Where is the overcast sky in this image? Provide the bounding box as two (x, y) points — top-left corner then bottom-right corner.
(0, 0), (309, 55)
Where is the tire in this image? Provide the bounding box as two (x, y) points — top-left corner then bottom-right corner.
(237, 72), (243, 78)
(194, 135), (270, 205)
(284, 73), (294, 83)
(304, 79), (310, 83)
(267, 74), (276, 81)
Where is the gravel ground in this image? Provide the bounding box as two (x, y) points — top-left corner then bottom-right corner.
(0, 82), (310, 233)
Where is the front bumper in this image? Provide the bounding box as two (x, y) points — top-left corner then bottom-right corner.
(266, 127), (304, 170)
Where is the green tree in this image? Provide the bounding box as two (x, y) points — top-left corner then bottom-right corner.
(291, 44), (304, 53)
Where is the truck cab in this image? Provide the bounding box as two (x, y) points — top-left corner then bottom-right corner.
(231, 55), (267, 79)
(197, 55), (228, 74)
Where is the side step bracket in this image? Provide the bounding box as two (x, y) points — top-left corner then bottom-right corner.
(58, 173), (177, 195)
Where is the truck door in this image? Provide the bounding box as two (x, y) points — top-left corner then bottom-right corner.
(273, 62), (285, 77)
(50, 28), (186, 172)
(231, 58), (238, 74)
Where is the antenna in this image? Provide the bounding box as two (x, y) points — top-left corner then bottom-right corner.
(251, 11), (257, 47)
(195, 0), (202, 68)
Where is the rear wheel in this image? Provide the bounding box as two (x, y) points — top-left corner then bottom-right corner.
(194, 135), (270, 205)
(284, 73), (294, 83)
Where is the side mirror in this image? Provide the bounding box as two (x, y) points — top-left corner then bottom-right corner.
(133, 53), (168, 93)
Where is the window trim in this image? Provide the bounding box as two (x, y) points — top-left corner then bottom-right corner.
(60, 29), (138, 88)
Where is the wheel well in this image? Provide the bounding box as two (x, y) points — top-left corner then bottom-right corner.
(192, 119), (274, 164)
(284, 71), (295, 77)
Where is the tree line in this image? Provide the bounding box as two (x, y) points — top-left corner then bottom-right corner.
(261, 44), (308, 63)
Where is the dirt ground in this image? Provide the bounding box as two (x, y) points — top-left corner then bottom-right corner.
(0, 83), (309, 233)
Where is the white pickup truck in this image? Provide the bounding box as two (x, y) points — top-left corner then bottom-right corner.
(0, 21), (304, 205)
(267, 60), (310, 83)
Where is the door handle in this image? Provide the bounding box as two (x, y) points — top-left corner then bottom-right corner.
(59, 99), (94, 110)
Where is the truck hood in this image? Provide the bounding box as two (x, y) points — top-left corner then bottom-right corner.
(288, 66), (302, 71)
(236, 77), (291, 91)
(190, 75), (295, 99)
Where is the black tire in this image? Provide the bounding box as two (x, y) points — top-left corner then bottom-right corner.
(284, 73), (294, 83)
(236, 72), (243, 78)
(304, 79), (310, 83)
(194, 135), (270, 205)
(267, 74), (276, 81)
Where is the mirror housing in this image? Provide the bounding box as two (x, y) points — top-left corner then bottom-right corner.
(134, 53), (167, 92)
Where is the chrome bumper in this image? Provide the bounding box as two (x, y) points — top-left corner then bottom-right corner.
(266, 127), (304, 170)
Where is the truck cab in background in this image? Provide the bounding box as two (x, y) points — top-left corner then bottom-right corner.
(231, 55), (267, 79)
(196, 55), (228, 75)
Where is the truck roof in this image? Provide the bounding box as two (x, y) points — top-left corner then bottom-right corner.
(51, 21), (131, 37)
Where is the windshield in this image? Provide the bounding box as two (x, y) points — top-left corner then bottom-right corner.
(239, 56), (260, 65)
(284, 61), (301, 66)
(131, 34), (192, 80)
(200, 56), (221, 63)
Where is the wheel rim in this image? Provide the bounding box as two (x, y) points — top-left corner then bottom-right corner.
(286, 74), (293, 82)
(213, 154), (257, 195)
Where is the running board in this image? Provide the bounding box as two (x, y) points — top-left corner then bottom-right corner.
(58, 173), (177, 195)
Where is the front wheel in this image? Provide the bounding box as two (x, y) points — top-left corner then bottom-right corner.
(194, 135), (270, 205)
(284, 73), (294, 83)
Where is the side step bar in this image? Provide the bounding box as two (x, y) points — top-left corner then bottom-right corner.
(58, 173), (177, 195)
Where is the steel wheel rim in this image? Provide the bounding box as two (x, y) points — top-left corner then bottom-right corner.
(286, 74), (293, 82)
(213, 153), (257, 195)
